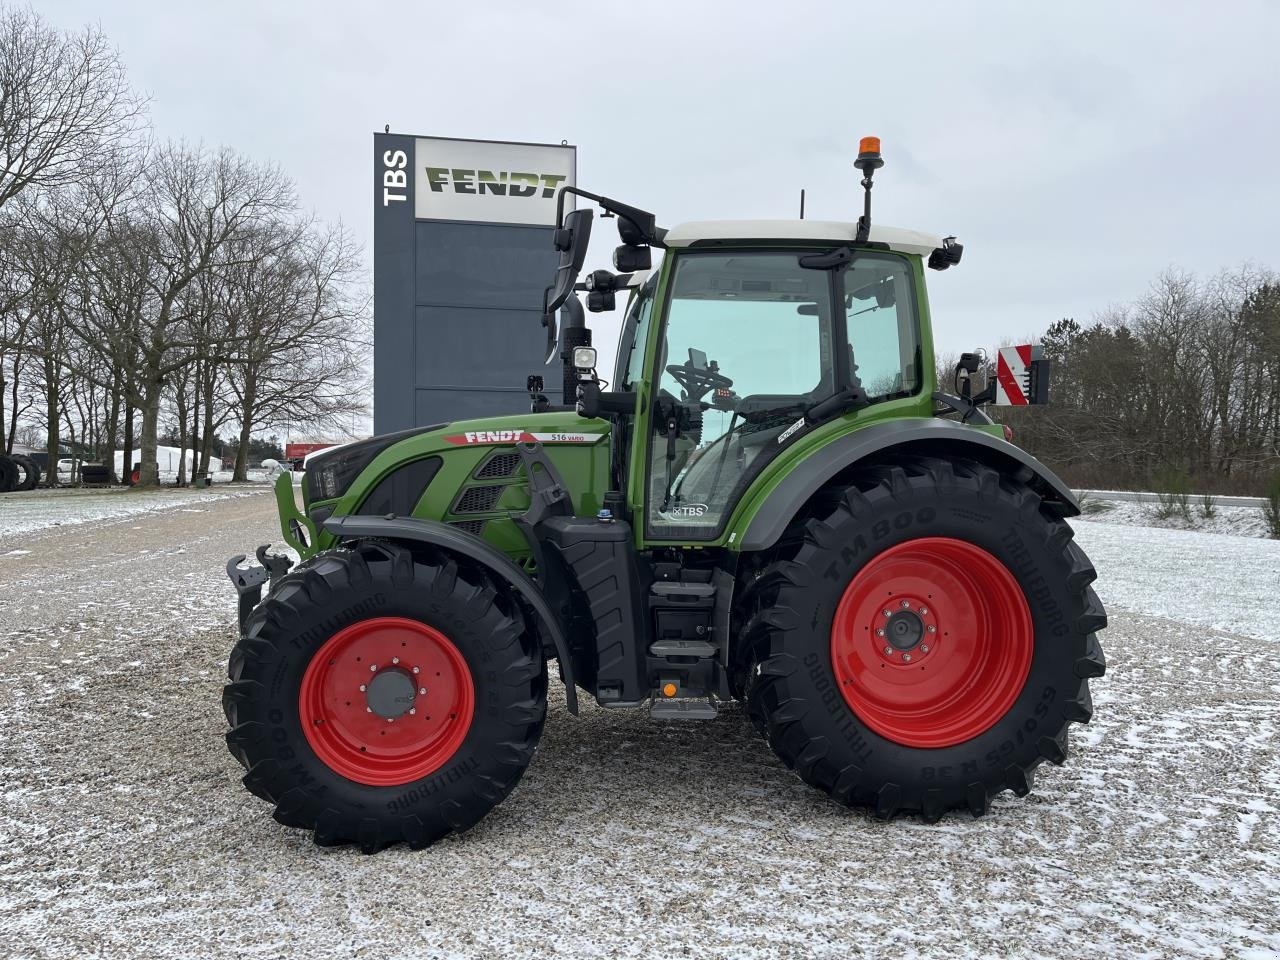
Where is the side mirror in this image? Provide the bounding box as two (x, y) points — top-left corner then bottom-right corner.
(543, 208), (594, 360)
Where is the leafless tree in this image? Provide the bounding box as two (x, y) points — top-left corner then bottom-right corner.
(0, 4), (146, 212)
(128, 141), (295, 486)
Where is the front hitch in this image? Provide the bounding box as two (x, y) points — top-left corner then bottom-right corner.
(227, 545), (295, 632)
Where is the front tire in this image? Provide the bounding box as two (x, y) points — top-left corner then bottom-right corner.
(223, 541), (547, 851)
(744, 455), (1106, 821)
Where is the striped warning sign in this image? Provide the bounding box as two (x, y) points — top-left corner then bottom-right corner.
(995, 345), (1034, 405)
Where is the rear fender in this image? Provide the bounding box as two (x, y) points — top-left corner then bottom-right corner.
(321, 514), (578, 714)
(738, 418), (1079, 552)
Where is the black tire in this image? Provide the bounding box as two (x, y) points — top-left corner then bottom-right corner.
(11, 454), (39, 491)
(742, 455), (1105, 822)
(223, 541), (547, 852)
(0, 456), (17, 493)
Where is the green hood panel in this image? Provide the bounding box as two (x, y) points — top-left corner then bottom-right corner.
(302, 410), (612, 560)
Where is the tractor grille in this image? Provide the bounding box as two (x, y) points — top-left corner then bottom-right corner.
(474, 451), (522, 479)
(453, 484), (505, 514)
(448, 519), (487, 538)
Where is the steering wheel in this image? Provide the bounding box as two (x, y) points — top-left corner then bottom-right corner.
(666, 358), (733, 403)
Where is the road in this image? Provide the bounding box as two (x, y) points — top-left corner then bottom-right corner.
(0, 491), (1277, 959)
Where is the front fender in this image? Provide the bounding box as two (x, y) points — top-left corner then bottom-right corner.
(737, 418), (1079, 552)
(321, 514), (578, 715)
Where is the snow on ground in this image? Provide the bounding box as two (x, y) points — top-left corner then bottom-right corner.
(1079, 495), (1273, 539)
(0, 485), (266, 539)
(1071, 517), (1280, 642)
(0, 495), (1277, 959)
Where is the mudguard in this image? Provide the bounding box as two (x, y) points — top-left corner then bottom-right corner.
(738, 417), (1079, 552)
(321, 513), (578, 714)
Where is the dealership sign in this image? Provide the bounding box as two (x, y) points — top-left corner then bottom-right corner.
(400, 137), (575, 226)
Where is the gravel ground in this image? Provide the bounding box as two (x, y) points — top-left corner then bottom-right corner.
(0, 486), (266, 539)
(1, 493), (1278, 959)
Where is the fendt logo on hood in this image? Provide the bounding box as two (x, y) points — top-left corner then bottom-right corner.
(424, 168), (567, 199)
(443, 430), (599, 446)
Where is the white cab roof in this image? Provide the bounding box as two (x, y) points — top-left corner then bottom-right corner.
(663, 220), (944, 256)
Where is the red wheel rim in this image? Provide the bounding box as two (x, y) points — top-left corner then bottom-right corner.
(299, 616), (475, 786)
(830, 537), (1033, 748)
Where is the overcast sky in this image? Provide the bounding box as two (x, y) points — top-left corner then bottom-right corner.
(42, 0), (1280, 368)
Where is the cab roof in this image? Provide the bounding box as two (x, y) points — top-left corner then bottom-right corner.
(662, 220), (944, 257)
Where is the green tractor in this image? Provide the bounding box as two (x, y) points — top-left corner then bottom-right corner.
(223, 139), (1105, 851)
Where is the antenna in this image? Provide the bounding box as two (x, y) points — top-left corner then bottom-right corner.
(799, 189), (806, 220)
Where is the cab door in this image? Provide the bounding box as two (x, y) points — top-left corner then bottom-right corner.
(640, 249), (841, 542)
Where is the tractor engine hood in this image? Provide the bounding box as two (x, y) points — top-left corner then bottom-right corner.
(299, 410), (612, 560)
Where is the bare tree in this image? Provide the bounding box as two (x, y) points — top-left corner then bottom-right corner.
(129, 142), (295, 486)
(0, 4), (146, 212)
(224, 219), (368, 479)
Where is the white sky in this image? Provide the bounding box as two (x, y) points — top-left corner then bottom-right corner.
(41, 0), (1280, 373)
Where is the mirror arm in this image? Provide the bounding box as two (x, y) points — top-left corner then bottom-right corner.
(554, 186), (665, 247)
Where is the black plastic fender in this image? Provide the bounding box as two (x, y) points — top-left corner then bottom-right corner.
(738, 417), (1080, 552)
(322, 513), (578, 714)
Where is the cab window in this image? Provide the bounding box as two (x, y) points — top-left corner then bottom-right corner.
(646, 251), (835, 538)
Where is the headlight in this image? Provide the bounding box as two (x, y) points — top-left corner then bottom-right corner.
(304, 435), (401, 503)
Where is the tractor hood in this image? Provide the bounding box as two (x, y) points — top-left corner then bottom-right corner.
(298, 410), (612, 561)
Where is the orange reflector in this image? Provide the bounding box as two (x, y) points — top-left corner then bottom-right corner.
(859, 136), (881, 155)
(662, 682), (678, 698)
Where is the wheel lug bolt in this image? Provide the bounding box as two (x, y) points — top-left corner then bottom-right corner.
(900, 600), (910, 609)
(902, 653), (912, 662)
(883, 646), (893, 656)
(920, 644), (930, 653)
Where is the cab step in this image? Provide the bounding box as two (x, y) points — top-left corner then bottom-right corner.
(648, 639), (717, 658)
(649, 697), (719, 721)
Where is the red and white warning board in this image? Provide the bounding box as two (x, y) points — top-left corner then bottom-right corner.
(994, 345), (1035, 406)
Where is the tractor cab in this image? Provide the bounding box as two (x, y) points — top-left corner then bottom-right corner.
(542, 137), (965, 549)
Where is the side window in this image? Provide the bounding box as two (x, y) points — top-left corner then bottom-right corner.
(843, 257), (918, 399)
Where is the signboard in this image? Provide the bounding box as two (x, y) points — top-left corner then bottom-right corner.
(413, 137), (575, 225)
(374, 133), (575, 434)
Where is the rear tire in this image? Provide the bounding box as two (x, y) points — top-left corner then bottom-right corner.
(743, 455), (1105, 821)
(223, 541), (547, 851)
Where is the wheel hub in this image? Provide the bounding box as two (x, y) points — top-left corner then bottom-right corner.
(365, 667), (418, 720)
(885, 609), (925, 651)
